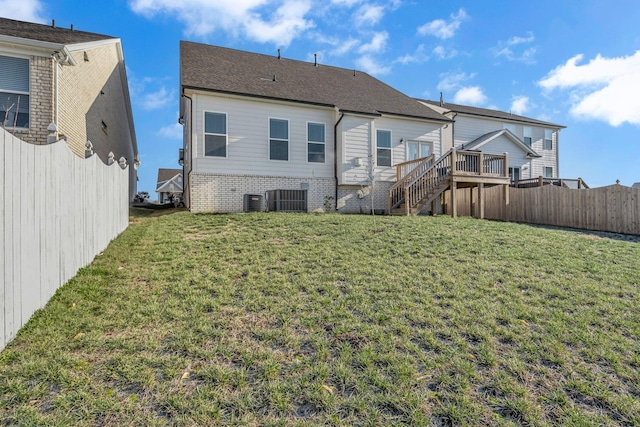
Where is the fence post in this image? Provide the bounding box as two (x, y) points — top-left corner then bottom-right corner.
(538, 175), (543, 187)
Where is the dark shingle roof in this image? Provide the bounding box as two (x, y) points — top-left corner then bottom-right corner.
(419, 99), (565, 128)
(181, 41), (451, 122)
(157, 168), (182, 184)
(0, 17), (115, 45)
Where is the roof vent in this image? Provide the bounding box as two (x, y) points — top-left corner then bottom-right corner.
(353, 69), (356, 77)
(51, 19), (55, 28)
(314, 53), (317, 67)
(439, 92), (443, 107)
(70, 24), (74, 31)
(278, 49), (281, 59)
(273, 74), (277, 82)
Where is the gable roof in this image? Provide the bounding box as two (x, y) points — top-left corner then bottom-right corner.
(181, 41), (451, 122)
(463, 129), (541, 158)
(0, 17), (116, 45)
(157, 168), (182, 184)
(419, 99), (565, 129)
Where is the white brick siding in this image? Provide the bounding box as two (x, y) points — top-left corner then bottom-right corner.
(190, 173), (336, 213)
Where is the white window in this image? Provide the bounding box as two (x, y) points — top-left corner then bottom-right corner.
(407, 141), (433, 161)
(269, 118), (288, 161)
(376, 129), (392, 167)
(503, 123), (516, 134)
(0, 55), (30, 129)
(544, 129), (553, 150)
(204, 112), (227, 157)
(523, 126), (532, 146)
(544, 167), (553, 178)
(307, 122), (325, 163)
(509, 167), (521, 181)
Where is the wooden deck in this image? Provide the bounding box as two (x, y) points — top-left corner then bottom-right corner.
(389, 148), (511, 216)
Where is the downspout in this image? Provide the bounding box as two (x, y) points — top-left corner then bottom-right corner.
(333, 109), (345, 209)
(181, 93), (193, 209)
(450, 112), (458, 149)
(556, 128), (560, 178)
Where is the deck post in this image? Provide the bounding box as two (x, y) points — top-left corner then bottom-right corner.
(478, 152), (484, 176)
(451, 181), (457, 218)
(431, 199), (436, 216)
(404, 187), (410, 216)
(478, 183), (485, 219)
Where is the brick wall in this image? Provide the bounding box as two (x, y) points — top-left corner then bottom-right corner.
(190, 173), (336, 213)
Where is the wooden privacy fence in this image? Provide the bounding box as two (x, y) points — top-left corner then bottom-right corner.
(1, 129), (130, 350)
(455, 184), (640, 235)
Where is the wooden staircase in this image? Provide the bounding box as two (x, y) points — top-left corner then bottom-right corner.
(388, 148), (511, 216)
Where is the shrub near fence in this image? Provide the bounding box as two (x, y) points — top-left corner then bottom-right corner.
(481, 184), (640, 235)
(0, 129), (129, 351)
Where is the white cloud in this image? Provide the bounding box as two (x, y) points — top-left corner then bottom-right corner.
(356, 55), (391, 75)
(510, 95), (529, 115)
(539, 51), (640, 126)
(417, 8), (468, 40)
(493, 32), (537, 64)
(0, 0), (46, 23)
(437, 71), (475, 92)
(354, 4), (384, 27)
(332, 38), (359, 56)
(129, 0), (313, 46)
(395, 44), (428, 65)
(432, 45), (457, 60)
(330, 0), (361, 6)
(158, 123), (183, 140)
(453, 86), (487, 106)
(358, 31), (388, 54)
(141, 87), (174, 110)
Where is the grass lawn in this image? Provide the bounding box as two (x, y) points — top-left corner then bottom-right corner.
(1, 212), (639, 426)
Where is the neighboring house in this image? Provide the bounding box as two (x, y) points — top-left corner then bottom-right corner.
(633, 183), (640, 189)
(156, 168), (183, 204)
(0, 17), (138, 199)
(179, 41), (452, 213)
(419, 100), (565, 182)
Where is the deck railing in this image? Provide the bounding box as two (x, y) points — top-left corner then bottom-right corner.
(512, 176), (589, 189)
(390, 148), (509, 215)
(388, 154), (435, 211)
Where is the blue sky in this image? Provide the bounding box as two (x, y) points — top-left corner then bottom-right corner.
(2, 0), (640, 195)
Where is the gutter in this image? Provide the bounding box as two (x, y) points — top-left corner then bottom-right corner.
(333, 109), (345, 209)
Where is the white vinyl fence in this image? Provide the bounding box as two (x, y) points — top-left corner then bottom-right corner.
(0, 129), (129, 350)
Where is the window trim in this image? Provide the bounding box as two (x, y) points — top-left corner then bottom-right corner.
(523, 126), (532, 146)
(306, 121), (326, 164)
(203, 110), (228, 158)
(543, 129), (553, 150)
(509, 167), (521, 182)
(376, 128), (392, 167)
(544, 166), (553, 178)
(0, 54), (31, 130)
(406, 140), (433, 161)
(268, 117), (289, 162)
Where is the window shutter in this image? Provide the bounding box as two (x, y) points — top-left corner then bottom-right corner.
(0, 55), (29, 93)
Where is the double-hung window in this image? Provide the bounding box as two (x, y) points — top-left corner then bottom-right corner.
(307, 122), (325, 163)
(0, 55), (30, 129)
(376, 129), (392, 167)
(204, 112), (227, 157)
(544, 167), (553, 178)
(523, 126), (532, 146)
(269, 118), (288, 161)
(543, 129), (553, 150)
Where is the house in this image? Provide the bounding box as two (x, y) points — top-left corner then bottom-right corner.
(179, 41), (454, 214)
(419, 99), (565, 182)
(156, 168), (183, 204)
(633, 183), (640, 189)
(0, 17), (138, 199)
